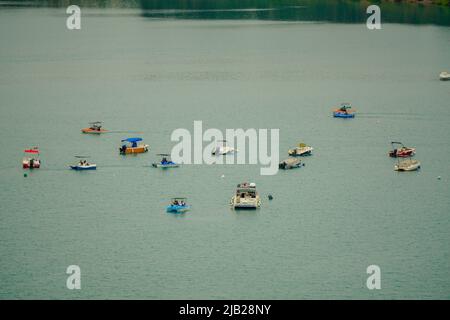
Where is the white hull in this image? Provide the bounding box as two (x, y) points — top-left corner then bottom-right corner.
(440, 72), (450, 81)
(212, 146), (236, 155)
(231, 196), (261, 209)
(394, 159), (421, 171)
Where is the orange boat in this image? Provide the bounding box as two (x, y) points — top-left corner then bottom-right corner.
(81, 122), (107, 134)
(119, 138), (149, 155)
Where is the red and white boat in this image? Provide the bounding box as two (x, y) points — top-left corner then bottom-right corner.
(22, 147), (41, 169)
(388, 142), (415, 158)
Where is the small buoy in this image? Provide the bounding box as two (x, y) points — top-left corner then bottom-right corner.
(24, 173), (27, 177)
(221, 174), (225, 178)
(268, 194), (273, 200)
(437, 176), (441, 180)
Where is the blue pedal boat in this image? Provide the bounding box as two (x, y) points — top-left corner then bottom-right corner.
(166, 197), (190, 213)
(333, 103), (356, 118)
(152, 154), (179, 168)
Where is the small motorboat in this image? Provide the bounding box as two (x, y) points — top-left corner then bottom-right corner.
(70, 156), (96, 170)
(70, 164), (97, 171)
(166, 197), (190, 213)
(152, 154), (179, 168)
(439, 71), (450, 81)
(288, 143), (313, 156)
(230, 182), (261, 209)
(394, 159), (421, 172)
(333, 103), (356, 118)
(119, 137), (149, 155)
(212, 140), (236, 155)
(388, 141), (415, 158)
(81, 121), (107, 134)
(22, 147), (41, 169)
(279, 157), (303, 170)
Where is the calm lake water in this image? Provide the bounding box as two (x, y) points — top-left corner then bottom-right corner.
(0, 2), (449, 299)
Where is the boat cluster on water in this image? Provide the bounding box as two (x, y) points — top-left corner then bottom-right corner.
(22, 101), (424, 213)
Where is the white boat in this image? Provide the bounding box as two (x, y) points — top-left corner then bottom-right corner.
(394, 159), (421, 172)
(439, 71), (450, 81)
(70, 156), (97, 170)
(288, 143), (313, 156)
(152, 154), (179, 168)
(279, 158), (303, 170)
(70, 163), (97, 171)
(22, 147), (41, 169)
(230, 182), (261, 209)
(212, 140), (236, 155)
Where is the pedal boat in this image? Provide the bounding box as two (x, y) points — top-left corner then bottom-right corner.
(394, 159), (421, 172)
(166, 198), (190, 213)
(82, 121), (107, 134)
(119, 137), (149, 155)
(389, 142), (415, 158)
(288, 143), (313, 156)
(70, 164), (97, 170)
(279, 158), (303, 170)
(230, 182), (261, 209)
(22, 148), (41, 169)
(333, 103), (355, 118)
(152, 154), (179, 168)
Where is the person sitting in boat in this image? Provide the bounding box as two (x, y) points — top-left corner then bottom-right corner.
(120, 145), (127, 153)
(173, 200), (179, 205)
(162, 157), (167, 164)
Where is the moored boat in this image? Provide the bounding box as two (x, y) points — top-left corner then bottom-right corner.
(212, 140), (236, 155)
(389, 141), (415, 158)
(288, 143), (313, 156)
(81, 121), (107, 134)
(22, 147), (41, 169)
(279, 157), (303, 170)
(119, 137), (149, 155)
(230, 182), (261, 209)
(394, 159), (421, 172)
(439, 71), (450, 81)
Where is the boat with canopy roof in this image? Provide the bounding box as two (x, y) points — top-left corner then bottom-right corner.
(119, 137), (149, 155)
(389, 142), (415, 158)
(81, 121), (107, 134)
(22, 147), (40, 169)
(152, 154), (179, 168)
